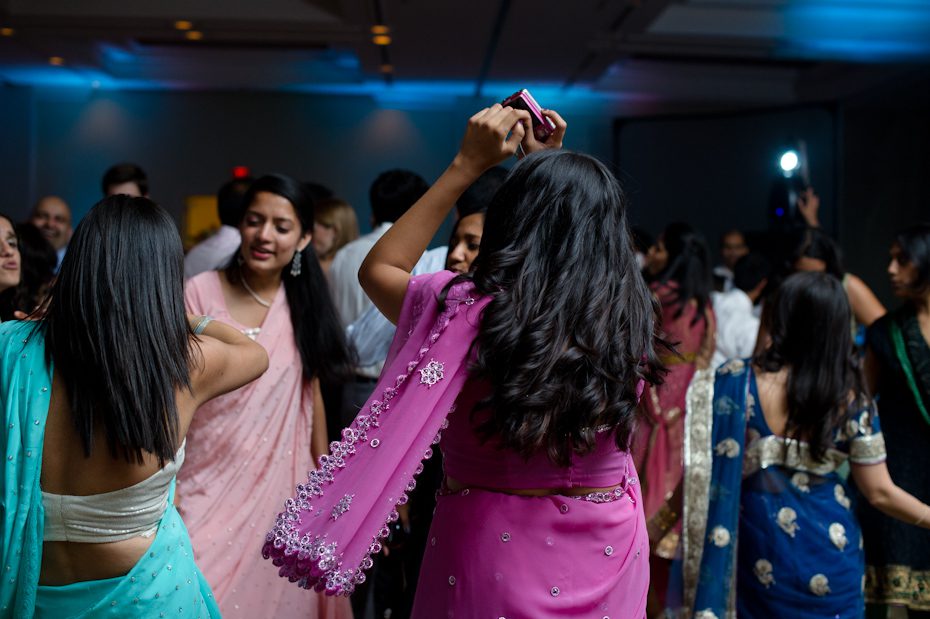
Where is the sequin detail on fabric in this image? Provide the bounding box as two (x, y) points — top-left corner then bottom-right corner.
(330, 495), (353, 521)
(419, 359), (445, 387)
(261, 275), (476, 596)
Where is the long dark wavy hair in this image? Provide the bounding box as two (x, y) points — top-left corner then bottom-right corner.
(656, 222), (713, 324)
(444, 150), (666, 465)
(42, 195), (192, 464)
(225, 174), (354, 383)
(754, 271), (868, 461)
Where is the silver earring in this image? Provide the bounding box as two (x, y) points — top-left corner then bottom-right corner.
(290, 249), (302, 277)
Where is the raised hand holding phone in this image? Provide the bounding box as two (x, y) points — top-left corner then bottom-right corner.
(521, 108), (567, 154)
(499, 89), (567, 155)
(454, 104), (530, 177)
(359, 104), (531, 324)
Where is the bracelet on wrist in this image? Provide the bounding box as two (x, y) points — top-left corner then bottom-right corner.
(193, 315), (214, 335)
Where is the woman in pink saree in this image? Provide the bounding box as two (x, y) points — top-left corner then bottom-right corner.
(181, 175), (355, 618)
(262, 106), (665, 617)
(633, 222), (715, 614)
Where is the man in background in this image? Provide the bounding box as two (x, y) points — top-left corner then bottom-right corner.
(29, 195), (72, 272)
(329, 169), (432, 328)
(713, 228), (750, 291)
(102, 162), (149, 197)
(184, 176), (253, 279)
(711, 253), (770, 368)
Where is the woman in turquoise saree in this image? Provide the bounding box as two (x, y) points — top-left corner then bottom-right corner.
(655, 272), (930, 619)
(1, 195), (268, 618)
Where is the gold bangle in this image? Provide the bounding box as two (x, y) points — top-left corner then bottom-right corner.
(652, 503), (679, 532)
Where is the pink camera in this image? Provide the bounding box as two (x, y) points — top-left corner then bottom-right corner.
(501, 89), (556, 142)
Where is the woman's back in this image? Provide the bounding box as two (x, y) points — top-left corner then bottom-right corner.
(729, 364), (880, 617)
(1, 195), (268, 618)
(264, 108), (656, 617)
(441, 377), (633, 492)
(38, 368), (203, 584)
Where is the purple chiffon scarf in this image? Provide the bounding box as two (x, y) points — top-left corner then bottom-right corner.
(262, 271), (488, 595)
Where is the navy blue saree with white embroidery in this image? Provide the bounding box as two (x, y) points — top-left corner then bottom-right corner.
(675, 360), (887, 619)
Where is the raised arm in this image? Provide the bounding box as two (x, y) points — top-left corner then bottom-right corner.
(188, 316), (269, 405)
(845, 273), (886, 327)
(358, 104), (532, 324)
(851, 461), (930, 529)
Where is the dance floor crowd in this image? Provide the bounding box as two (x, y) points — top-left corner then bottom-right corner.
(1, 104), (928, 619)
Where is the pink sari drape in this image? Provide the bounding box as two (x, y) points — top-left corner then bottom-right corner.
(263, 271), (650, 618)
(180, 271), (350, 619)
(632, 283), (714, 527)
(262, 271), (486, 594)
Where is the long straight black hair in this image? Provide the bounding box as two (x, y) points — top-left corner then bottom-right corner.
(446, 150), (666, 466)
(225, 174), (354, 383)
(42, 195), (192, 464)
(657, 222), (713, 324)
(754, 271), (868, 460)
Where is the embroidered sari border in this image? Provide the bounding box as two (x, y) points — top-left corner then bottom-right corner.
(682, 367), (715, 614)
(865, 564), (930, 610)
(743, 435), (848, 476)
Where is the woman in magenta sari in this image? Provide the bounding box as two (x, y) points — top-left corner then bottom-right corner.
(263, 106), (665, 616)
(634, 222), (715, 614)
(181, 175), (355, 618)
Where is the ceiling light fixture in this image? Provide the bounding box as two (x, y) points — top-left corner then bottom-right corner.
(0, 27), (14, 37)
(49, 56), (64, 66)
(185, 30), (204, 41)
(174, 20), (193, 31)
(371, 25), (389, 35)
(372, 34), (391, 46)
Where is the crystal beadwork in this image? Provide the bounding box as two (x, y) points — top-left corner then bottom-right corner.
(419, 359), (445, 387)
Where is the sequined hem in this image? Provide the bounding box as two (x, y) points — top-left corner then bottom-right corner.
(261, 287), (472, 596)
(743, 435), (848, 477)
(865, 565), (930, 610)
(849, 432), (887, 464)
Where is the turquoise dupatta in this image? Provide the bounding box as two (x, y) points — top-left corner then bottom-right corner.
(1, 322), (51, 617)
(0, 322), (220, 619)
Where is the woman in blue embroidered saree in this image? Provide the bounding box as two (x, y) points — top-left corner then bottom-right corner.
(655, 272), (930, 619)
(1, 195), (268, 618)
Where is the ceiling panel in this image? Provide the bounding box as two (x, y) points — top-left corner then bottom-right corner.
(0, 0), (927, 105)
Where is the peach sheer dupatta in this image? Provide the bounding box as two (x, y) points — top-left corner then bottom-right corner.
(262, 270), (489, 595)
